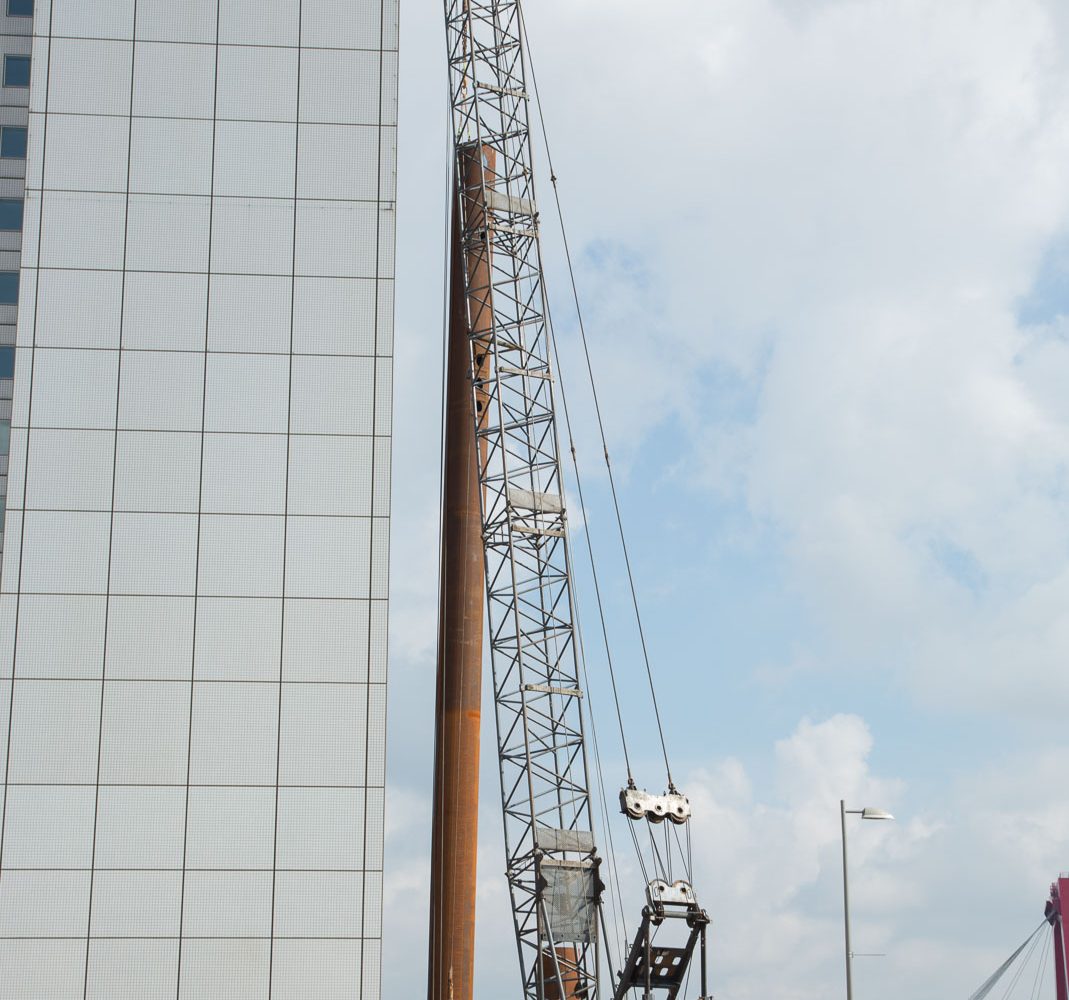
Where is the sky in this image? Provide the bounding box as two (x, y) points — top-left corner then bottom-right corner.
(385, 2), (1069, 998)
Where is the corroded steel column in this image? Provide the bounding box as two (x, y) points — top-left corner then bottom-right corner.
(542, 947), (582, 1000)
(427, 146), (495, 1000)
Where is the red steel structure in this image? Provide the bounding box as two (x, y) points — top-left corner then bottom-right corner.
(1047, 877), (1069, 1000)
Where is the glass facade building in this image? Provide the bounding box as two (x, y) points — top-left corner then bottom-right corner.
(0, 1), (397, 997)
(0, 0), (33, 557)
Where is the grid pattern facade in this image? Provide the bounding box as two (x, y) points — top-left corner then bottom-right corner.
(0, 1), (397, 997)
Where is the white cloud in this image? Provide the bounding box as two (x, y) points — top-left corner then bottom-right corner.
(684, 715), (911, 999)
(664, 716), (1060, 1000)
(384, 713), (1069, 999)
(516, 0), (1069, 711)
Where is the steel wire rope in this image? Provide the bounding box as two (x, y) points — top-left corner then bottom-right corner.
(659, 820), (670, 883)
(966, 922), (1046, 1000)
(515, 0), (700, 961)
(515, 0), (679, 897)
(1034, 934), (1050, 1000)
(628, 822), (651, 888)
(540, 219), (672, 914)
(568, 519), (632, 958)
(1034, 932), (1051, 1000)
(518, 3), (676, 789)
(969, 922), (1046, 1000)
(564, 528), (628, 958)
(997, 929), (1043, 1000)
(680, 944), (694, 1000)
(670, 815), (692, 882)
(571, 597), (631, 962)
(542, 284), (658, 934)
(1026, 933), (1049, 1000)
(646, 823), (670, 884)
(686, 818), (694, 879)
(541, 244), (641, 954)
(541, 301), (635, 784)
(431, 97), (448, 1000)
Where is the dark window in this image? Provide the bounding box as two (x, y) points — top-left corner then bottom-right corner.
(6, 0), (33, 16)
(3, 55), (29, 88)
(0, 199), (22, 231)
(0, 347), (13, 379)
(0, 272), (17, 304)
(0, 126), (26, 159)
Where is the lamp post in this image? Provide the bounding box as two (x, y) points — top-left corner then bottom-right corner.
(840, 802), (894, 1000)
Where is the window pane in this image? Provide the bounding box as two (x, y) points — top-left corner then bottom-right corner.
(0, 269), (18, 305)
(3, 55), (30, 88)
(0, 126), (27, 158)
(6, 0), (32, 16)
(0, 346), (13, 378)
(0, 199), (23, 231)
(0, 420), (10, 452)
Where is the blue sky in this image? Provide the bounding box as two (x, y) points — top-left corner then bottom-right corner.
(386, 2), (1069, 998)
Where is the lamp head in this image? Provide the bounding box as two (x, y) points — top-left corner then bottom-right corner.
(860, 807), (894, 821)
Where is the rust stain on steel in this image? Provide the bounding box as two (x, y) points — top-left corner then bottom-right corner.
(427, 144), (496, 1000)
(542, 947), (583, 1000)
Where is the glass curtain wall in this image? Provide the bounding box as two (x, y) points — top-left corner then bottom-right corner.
(0, 0), (33, 557)
(0, 1), (397, 997)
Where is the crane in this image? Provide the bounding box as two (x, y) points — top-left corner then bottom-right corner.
(428, 3), (711, 1000)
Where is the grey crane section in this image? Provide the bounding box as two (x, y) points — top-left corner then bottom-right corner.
(443, 2), (602, 999)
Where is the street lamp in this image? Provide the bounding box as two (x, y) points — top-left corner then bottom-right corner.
(840, 801), (894, 1000)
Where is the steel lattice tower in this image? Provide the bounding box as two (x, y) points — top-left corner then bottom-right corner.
(443, 3), (602, 999)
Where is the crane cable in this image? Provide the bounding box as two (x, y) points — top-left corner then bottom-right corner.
(533, 115), (691, 939)
(572, 599), (629, 963)
(519, 5), (676, 793)
(433, 77), (460, 1000)
(519, 4), (693, 887)
(539, 217), (640, 955)
(519, 1), (692, 889)
(966, 921), (1047, 1000)
(995, 928), (1044, 1000)
(545, 311), (635, 786)
(1025, 933), (1050, 1000)
(537, 153), (694, 894)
